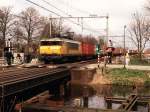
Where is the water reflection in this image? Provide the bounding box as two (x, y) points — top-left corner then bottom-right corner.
(67, 84), (150, 111)
(70, 84), (96, 98)
(70, 84), (135, 98)
(21, 84), (150, 112)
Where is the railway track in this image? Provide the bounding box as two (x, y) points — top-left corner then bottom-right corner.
(0, 64), (71, 112)
(0, 68), (67, 85)
(0, 59), (96, 85)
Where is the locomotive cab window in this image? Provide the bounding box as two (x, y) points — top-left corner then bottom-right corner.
(41, 41), (62, 46)
(67, 42), (79, 50)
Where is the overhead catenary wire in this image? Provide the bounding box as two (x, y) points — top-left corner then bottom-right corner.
(25, 0), (61, 16)
(40, 0), (106, 33)
(47, 0), (104, 32)
(53, 0), (91, 15)
(41, 0), (71, 17)
(40, 0), (96, 33)
(13, 13), (105, 34)
(24, 0), (106, 34)
(53, 0), (109, 35)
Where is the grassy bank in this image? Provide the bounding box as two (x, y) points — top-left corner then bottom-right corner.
(130, 56), (150, 66)
(105, 68), (150, 86)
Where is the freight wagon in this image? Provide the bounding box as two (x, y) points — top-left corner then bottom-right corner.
(81, 42), (96, 59)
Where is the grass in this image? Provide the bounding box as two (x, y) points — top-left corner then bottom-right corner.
(108, 68), (145, 77)
(106, 68), (150, 86)
(130, 55), (150, 66)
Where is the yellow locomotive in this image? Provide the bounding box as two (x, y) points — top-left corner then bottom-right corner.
(39, 38), (81, 63)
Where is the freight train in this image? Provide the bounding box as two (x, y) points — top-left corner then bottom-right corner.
(39, 37), (98, 63)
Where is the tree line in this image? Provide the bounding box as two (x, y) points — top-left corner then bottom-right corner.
(0, 7), (48, 56)
(129, 0), (150, 59)
(0, 6), (98, 57)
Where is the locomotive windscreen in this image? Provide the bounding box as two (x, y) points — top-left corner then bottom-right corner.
(41, 41), (62, 46)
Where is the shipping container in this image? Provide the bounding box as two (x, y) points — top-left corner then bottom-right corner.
(81, 43), (95, 55)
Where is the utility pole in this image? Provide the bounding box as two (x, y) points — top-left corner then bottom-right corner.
(49, 17), (52, 37)
(81, 17), (83, 34)
(59, 17), (62, 34)
(106, 15), (109, 45)
(123, 25), (126, 69)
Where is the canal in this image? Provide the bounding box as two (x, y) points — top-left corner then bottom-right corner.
(21, 84), (150, 112)
(65, 84), (150, 111)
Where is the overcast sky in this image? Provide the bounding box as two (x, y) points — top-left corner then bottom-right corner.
(0, 0), (147, 48)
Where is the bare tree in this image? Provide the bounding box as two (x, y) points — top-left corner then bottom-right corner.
(41, 18), (61, 39)
(73, 34), (83, 42)
(18, 7), (47, 55)
(0, 7), (14, 48)
(12, 26), (25, 52)
(94, 36), (104, 44)
(51, 19), (62, 37)
(41, 23), (51, 39)
(129, 12), (150, 59)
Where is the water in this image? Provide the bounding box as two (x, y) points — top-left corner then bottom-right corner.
(64, 84), (150, 111)
(22, 84), (150, 112)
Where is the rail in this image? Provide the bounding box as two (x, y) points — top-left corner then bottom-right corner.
(0, 68), (68, 85)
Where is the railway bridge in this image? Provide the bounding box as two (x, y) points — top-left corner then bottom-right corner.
(0, 67), (71, 112)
